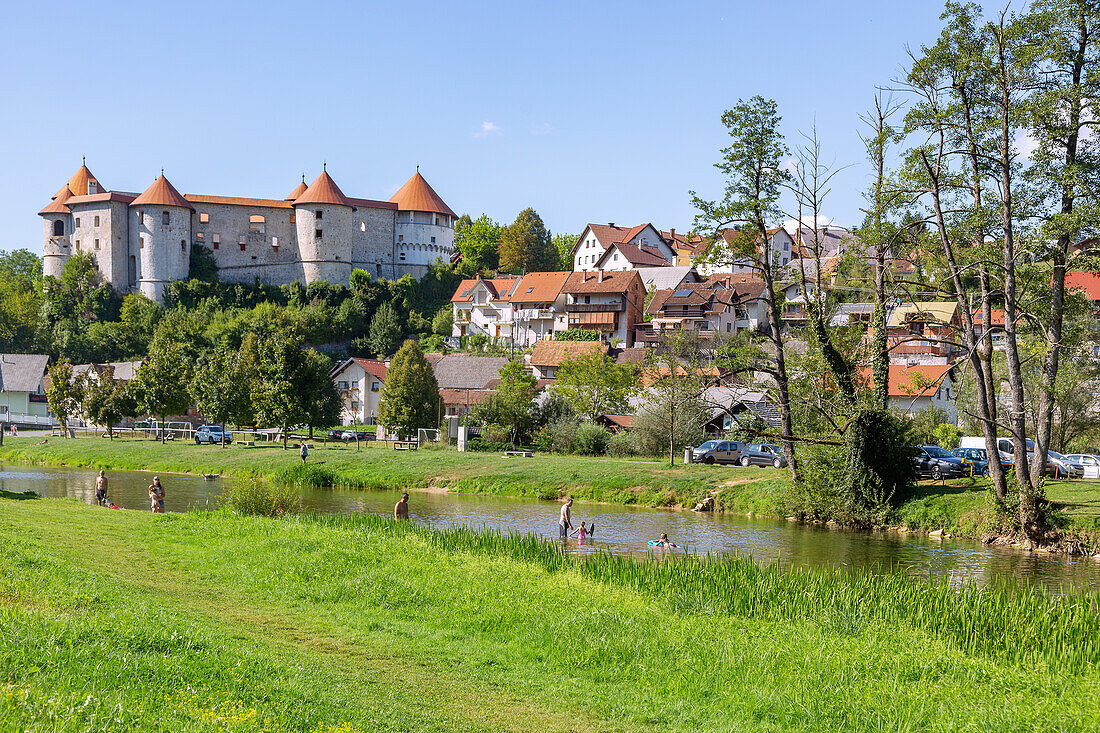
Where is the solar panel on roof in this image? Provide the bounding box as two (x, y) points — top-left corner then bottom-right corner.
(673, 289), (693, 297)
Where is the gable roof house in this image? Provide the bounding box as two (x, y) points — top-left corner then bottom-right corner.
(527, 340), (609, 380)
(662, 229), (708, 266)
(559, 269), (646, 346)
(572, 223), (673, 271)
(508, 271), (572, 348)
(857, 363), (959, 423)
(639, 283), (741, 344)
(0, 354), (52, 426)
(886, 302), (963, 364)
(693, 228), (795, 277)
(634, 266), (701, 292)
(450, 275), (521, 344)
(330, 358), (388, 425)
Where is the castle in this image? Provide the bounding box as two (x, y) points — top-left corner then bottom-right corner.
(40, 163), (457, 302)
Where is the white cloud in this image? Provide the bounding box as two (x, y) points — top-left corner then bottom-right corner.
(531, 122), (554, 136)
(1014, 129), (1039, 159)
(474, 121), (502, 138)
(780, 157), (799, 174)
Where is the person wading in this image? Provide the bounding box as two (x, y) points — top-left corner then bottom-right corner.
(94, 470), (108, 507)
(394, 492), (409, 520)
(149, 476), (165, 513)
(559, 497), (574, 539)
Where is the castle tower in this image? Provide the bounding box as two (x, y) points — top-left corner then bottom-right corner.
(39, 163), (105, 279)
(389, 171), (456, 275)
(293, 170), (353, 285)
(129, 175), (193, 302)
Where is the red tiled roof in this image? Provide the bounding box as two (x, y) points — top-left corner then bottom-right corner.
(347, 197), (398, 210)
(598, 242), (670, 267)
(562, 269), (643, 294)
(39, 186), (72, 215)
(63, 165), (103, 197)
(351, 358), (387, 381)
(187, 194), (292, 209)
(285, 180), (308, 201)
(294, 171), (352, 207)
(1066, 272), (1100, 301)
(509, 271), (571, 305)
(67, 192), (138, 206)
(529, 340), (608, 367)
(389, 172), (456, 217)
(439, 388), (496, 407)
(131, 175), (193, 209)
(576, 223), (658, 254)
(856, 364), (954, 398)
(450, 276), (521, 303)
(970, 308), (1006, 327)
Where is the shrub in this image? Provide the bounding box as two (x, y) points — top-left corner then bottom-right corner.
(779, 443), (847, 521)
(573, 422), (611, 455)
(548, 417), (578, 453)
(607, 430), (637, 457)
(533, 426), (553, 452)
(555, 328), (600, 341)
(220, 475), (300, 517)
(933, 423), (962, 450)
(272, 463), (341, 487)
(468, 438), (513, 452)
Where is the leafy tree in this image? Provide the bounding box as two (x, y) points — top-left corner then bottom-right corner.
(555, 352), (638, 421)
(468, 360), (539, 445)
(499, 209), (558, 273)
(45, 360), (82, 436)
(80, 366), (137, 439)
(377, 339), (440, 437)
(188, 244), (219, 282)
(301, 348), (342, 438)
(551, 232), (578, 270)
(0, 250), (43, 352)
(642, 333), (711, 465)
(191, 347), (253, 444)
(368, 301), (402, 357)
(130, 328), (193, 442)
(933, 423), (962, 450)
(454, 214), (502, 273)
(432, 305), (454, 336)
(251, 330), (330, 448)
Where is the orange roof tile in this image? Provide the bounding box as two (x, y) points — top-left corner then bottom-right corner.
(389, 172), (455, 217)
(509, 271), (571, 305)
(856, 364), (954, 398)
(529, 340), (609, 367)
(346, 197), (398, 210)
(66, 192), (137, 206)
(131, 175), (193, 209)
(293, 171), (352, 207)
(285, 180), (308, 201)
(64, 164), (103, 197)
(563, 269), (643, 295)
(187, 194), (293, 209)
(39, 186), (73, 215)
(450, 276), (521, 303)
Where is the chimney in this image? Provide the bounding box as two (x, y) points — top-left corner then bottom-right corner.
(670, 227), (676, 239)
(608, 222), (615, 228)
(598, 269), (604, 283)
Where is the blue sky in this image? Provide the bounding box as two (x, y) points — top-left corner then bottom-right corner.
(0, 1), (1007, 255)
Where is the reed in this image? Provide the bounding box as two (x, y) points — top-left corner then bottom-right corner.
(308, 512), (1100, 674)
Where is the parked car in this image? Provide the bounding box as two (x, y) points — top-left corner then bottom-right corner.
(194, 425), (233, 445)
(913, 445), (966, 480)
(327, 429), (345, 440)
(1046, 451), (1083, 479)
(738, 443), (787, 468)
(1062, 453), (1100, 478)
(948, 447), (993, 477)
(692, 440), (745, 465)
(340, 430), (374, 441)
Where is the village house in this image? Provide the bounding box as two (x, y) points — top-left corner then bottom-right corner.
(528, 340), (609, 380)
(635, 266), (701, 292)
(704, 275), (770, 333)
(886, 302), (964, 365)
(693, 228), (795, 277)
(858, 363), (959, 422)
(639, 283), (741, 344)
(0, 354), (51, 427)
(571, 223), (674, 271)
(662, 229), (707, 267)
(560, 269), (645, 345)
(329, 358), (387, 425)
(450, 276), (521, 343)
(508, 271), (571, 348)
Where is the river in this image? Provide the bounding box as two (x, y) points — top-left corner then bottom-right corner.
(3, 464), (1098, 593)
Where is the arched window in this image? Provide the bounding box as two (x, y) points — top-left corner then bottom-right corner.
(249, 214), (265, 234)
(52, 220), (64, 237)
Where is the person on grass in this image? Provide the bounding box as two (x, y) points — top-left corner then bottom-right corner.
(95, 470), (108, 507)
(558, 497), (574, 539)
(394, 492), (409, 520)
(299, 442), (308, 463)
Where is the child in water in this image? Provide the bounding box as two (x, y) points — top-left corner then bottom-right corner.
(570, 521), (589, 540)
(651, 533), (678, 548)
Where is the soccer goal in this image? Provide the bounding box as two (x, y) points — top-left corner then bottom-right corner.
(417, 428), (441, 445)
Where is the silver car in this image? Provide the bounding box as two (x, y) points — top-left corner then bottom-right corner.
(692, 440), (745, 465)
(739, 443), (787, 468)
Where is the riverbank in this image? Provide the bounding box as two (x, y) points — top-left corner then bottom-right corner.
(2, 436), (1098, 555)
(2, 498), (1098, 731)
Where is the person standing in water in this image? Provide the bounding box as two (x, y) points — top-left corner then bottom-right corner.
(394, 492), (409, 520)
(558, 497), (574, 539)
(94, 471), (108, 506)
(149, 476), (165, 513)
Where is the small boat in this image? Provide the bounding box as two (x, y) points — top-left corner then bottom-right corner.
(202, 473), (219, 481)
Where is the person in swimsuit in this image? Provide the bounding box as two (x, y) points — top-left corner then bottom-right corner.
(570, 521), (589, 540)
(652, 532), (677, 549)
(394, 492), (409, 520)
(558, 497), (573, 539)
(94, 471), (108, 506)
(149, 476), (165, 513)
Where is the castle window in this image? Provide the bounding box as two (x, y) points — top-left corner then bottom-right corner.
(239, 234), (246, 252)
(199, 213), (209, 224)
(88, 182), (97, 194)
(94, 239), (100, 250)
(181, 239), (186, 251)
(315, 229), (323, 239)
(162, 211), (170, 226)
(315, 210), (323, 220)
(399, 252), (406, 261)
(249, 214), (265, 234)
(431, 236), (436, 243)
(75, 218), (81, 227)
(94, 216), (100, 227)
(290, 213), (295, 223)
(212, 234), (220, 249)
(360, 221), (366, 232)
(52, 220), (64, 236)
(398, 235), (404, 242)
(139, 237), (144, 249)
(75, 240), (80, 250)
(196, 232), (204, 241)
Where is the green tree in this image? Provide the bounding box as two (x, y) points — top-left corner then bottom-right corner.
(188, 244), (219, 282)
(432, 305), (454, 336)
(642, 333), (710, 465)
(191, 347), (253, 445)
(80, 366), (137, 439)
(555, 352), (638, 421)
(251, 330), (318, 449)
(468, 360), (539, 445)
(454, 214), (502, 273)
(377, 339), (440, 438)
(301, 348), (342, 438)
(368, 302), (402, 357)
(0, 250), (44, 352)
(551, 232), (578, 270)
(45, 360), (82, 436)
(130, 329), (193, 442)
(499, 209), (558, 273)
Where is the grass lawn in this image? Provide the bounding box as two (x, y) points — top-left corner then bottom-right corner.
(2, 497), (1098, 732)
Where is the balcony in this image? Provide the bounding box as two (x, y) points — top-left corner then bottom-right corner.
(565, 302), (624, 313)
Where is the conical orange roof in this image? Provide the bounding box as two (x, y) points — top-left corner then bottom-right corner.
(65, 165), (103, 196)
(389, 171), (455, 217)
(130, 175), (194, 209)
(40, 186), (73, 215)
(285, 178), (309, 201)
(293, 170), (351, 207)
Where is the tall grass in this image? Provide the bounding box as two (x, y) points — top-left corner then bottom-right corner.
(307, 512), (1100, 674)
(219, 475), (300, 517)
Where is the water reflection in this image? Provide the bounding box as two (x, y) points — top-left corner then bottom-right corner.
(4, 465), (1098, 593)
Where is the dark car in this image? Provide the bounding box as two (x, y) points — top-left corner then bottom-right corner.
(327, 429), (345, 441)
(913, 445), (966, 480)
(738, 443), (787, 468)
(692, 440), (745, 465)
(949, 447), (992, 477)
